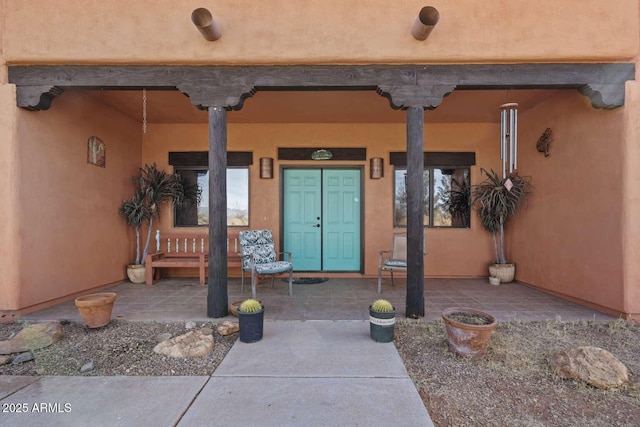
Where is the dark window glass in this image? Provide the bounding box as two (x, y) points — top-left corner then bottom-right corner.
(394, 167), (470, 228)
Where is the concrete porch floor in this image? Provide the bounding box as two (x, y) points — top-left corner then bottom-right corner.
(20, 277), (615, 323)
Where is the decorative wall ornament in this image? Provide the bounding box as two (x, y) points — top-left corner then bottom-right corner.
(87, 136), (105, 167)
(500, 102), (518, 178)
(311, 149), (333, 160)
(370, 157), (384, 179)
(260, 157), (274, 179)
(536, 128), (553, 158)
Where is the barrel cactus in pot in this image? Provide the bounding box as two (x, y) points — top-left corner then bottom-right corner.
(238, 298), (265, 343)
(369, 299), (396, 343)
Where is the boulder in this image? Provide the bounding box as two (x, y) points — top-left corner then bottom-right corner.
(217, 321), (239, 336)
(153, 330), (214, 358)
(0, 322), (64, 355)
(550, 346), (628, 389)
(0, 355), (12, 366)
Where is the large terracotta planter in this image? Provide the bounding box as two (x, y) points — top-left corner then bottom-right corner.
(126, 264), (146, 283)
(75, 292), (117, 328)
(488, 263), (515, 283)
(442, 307), (497, 359)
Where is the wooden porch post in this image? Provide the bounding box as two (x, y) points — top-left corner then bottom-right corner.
(406, 106), (425, 318)
(207, 106), (229, 317)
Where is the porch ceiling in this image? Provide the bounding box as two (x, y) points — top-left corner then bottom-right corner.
(83, 89), (562, 124)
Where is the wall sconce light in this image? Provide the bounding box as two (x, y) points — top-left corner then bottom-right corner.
(191, 8), (222, 41)
(260, 157), (274, 179)
(411, 6), (440, 41)
(370, 157), (384, 179)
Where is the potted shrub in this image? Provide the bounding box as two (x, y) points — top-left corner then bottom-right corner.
(471, 168), (532, 283)
(442, 307), (496, 359)
(237, 298), (265, 343)
(119, 164), (197, 283)
(369, 299), (396, 343)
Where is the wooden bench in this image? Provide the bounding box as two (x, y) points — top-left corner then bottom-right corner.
(145, 231), (242, 286)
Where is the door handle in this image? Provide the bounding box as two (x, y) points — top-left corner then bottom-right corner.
(314, 224), (321, 228)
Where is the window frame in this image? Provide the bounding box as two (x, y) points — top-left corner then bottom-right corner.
(393, 166), (471, 229)
(173, 166), (250, 228)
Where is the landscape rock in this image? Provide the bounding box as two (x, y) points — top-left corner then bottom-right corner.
(153, 330), (214, 358)
(0, 322), (64, 355)
(200, 327), (214, 336)
(217, 321), (239, 336)
(550, 346), (628, 389)
(0, 355), (12, 366)
(12, 351), (34, 365)
(80, 361), (94, 373)
(155, 333), (173, 343)
(185, 321), (197, 330)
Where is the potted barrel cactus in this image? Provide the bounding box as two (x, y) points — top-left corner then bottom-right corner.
(369, 299), (396, 343)
(238, 299), (265, 343)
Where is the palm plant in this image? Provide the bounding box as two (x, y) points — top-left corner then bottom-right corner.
(119, 164), (197, 265)
(471, 168), (532, 264)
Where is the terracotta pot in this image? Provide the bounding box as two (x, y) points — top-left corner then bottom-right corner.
(75, 292), (117, 328)
(488, 263), (515, 283)
(442, 307), (497, 359)
(126, 264), (146, 283)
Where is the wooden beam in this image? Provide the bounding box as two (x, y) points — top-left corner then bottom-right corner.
(9, 63), (635, 110)
(207, 106), (229, 318)
(405, 106), (425, 319)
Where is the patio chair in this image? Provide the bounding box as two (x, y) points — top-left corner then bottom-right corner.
(239, 229), (293, 299)
(377, 232), (426, 294)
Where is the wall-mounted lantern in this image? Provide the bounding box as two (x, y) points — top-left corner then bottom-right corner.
(260, 157), (274, 179)
(370, 158), (384, 179)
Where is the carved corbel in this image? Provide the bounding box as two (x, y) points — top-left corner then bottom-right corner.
(177, 84), (256, 110)
(578, 83), (627, 110)
(376, 84), (456, 110)
(16, 85), (64, 111)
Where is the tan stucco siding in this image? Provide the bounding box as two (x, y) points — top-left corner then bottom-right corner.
(5, 91), (142, 310)
(142, 120), (501, 278)
(2, 0), (638, 65)
(514, 91), (626, 313)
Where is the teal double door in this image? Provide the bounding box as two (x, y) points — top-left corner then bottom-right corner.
(283, 168), (361, 272)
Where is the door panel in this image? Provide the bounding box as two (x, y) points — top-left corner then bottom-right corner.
(322, 170), (361, 271)
(284, 168), (361, 272)
(283, 170), (322, 271)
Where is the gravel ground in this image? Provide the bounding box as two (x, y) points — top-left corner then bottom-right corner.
(2, 318), (639, 426)
(395, 319), (640, 427)
(0, 320), (236, 376)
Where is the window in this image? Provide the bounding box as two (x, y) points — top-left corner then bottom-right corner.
(394, 167), (470, 228)
(174, 168), (249, 227)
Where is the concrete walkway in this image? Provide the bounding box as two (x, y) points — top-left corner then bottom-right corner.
(0, 321), (433, 427)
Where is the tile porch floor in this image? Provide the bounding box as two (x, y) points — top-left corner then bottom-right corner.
(20, 277), (615, 323)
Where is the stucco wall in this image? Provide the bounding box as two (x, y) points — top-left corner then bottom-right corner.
(0, 84), (21, 313)
(513, 91), (626, 314)
(0, 91), (142, 311)
(2, 0), (638, 64)
(142, 120), (500, 278)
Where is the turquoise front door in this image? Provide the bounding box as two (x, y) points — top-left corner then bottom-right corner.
(284, 169), (361, 272)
